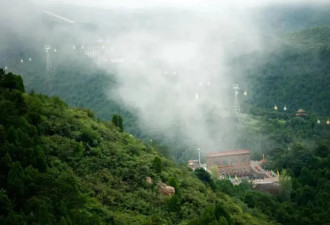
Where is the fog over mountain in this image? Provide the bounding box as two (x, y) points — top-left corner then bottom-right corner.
(1, 0), (329, 153)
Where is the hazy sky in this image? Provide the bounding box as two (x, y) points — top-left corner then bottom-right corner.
(33, 0), (330, 8)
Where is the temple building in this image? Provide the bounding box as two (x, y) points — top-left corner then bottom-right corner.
(188, 150), (278, 192)
(296, 109), (306, 117)
(206, 149), (251, 176)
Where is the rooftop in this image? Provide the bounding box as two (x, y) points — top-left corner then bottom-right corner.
(207, 149), (250, 158)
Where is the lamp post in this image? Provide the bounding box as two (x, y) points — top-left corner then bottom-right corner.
(232, 84), (241, 114)
(197, 148), (203, 167)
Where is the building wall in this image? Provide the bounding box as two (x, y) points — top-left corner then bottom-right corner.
(207, 153), (250, 176)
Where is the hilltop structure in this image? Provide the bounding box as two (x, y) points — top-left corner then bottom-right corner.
(188, 149), (272, 179)
(206, 150), (251, 176)
(187, 149), (280, 194)
(296, 109), (306, 117)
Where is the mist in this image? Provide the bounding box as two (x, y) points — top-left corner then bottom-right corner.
(1, 0), (328, 157)
(94, 6), (263, 153)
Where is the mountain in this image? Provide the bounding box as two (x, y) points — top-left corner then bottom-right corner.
(0, 70), (276, 225)
(2, 26), (330, 164)
(256, 5), (330, 34)
(234, 26), (330, 116)
(1, 4), (330, 224)
(1, 2), (330, 163)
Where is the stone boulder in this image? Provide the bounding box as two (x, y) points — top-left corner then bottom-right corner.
(146, 176), (153, 184)
(158, 182), (175, 196)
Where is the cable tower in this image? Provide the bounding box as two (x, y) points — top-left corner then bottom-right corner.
(44, 45), (52, 71)
(232, 84), (241, 114)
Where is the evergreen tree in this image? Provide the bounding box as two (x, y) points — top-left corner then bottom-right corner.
(112, 114), (123, 132)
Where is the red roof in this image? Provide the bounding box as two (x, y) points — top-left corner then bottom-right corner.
(207, 149), (250, 157)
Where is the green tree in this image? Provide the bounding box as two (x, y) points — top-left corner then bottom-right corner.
(7, 162), (25, 198)
(152, 156), (162, 173)
(168, 177), (179, 194)
(209, 166), (220, 181)
(0, 70), (25, 92)
(167, 195), (181, 212)
(278, 170), (292, 201)
(215, 203), (231, 224)
(112, 114), (123, 132)
(194, 168), (212, 184)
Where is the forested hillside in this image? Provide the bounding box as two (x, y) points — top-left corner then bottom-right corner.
(4, 27), (328, 165)
(1, 1), (330, 224)
(235, 114), (330, 225)
(244, 26), (330, 116)
(256, 5), (330, 34)
(0, 70), (278, 225)
(214, 136), (330, 225)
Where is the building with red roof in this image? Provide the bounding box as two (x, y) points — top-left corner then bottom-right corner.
(206, 149), (251, 176)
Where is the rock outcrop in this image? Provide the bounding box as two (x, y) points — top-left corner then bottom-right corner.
(158, 182), (175, 196)
(146, 176), (153, 184)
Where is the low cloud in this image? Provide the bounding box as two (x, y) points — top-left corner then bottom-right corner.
(2, 0), (328, 154)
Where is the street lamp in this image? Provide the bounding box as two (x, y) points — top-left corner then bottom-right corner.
(197, 148), (203, 166)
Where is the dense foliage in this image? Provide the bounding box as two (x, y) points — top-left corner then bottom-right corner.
(244, 26), (330, 116)
(112, 114), (124, 132)
(212, 139), (330, 225)
(0, 70), (275, 225)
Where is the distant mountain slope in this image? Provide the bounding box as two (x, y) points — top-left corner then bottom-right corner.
(244, 26), (330, 116)
(257, 5), (330, 34)
(0, 70), (275, 225)
(1, 4), (329, 165)
(286, 26), (330, 47)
